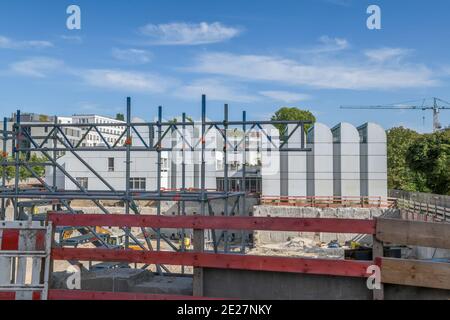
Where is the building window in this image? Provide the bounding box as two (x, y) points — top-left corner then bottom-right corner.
(108, 158), (115, 172)
(161, 158), (169, 172)
(216, 177), (262, 193)
(76, 177), (89, 189)
(129, 178), (146, 191)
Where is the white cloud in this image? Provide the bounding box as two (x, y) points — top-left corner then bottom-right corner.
(112, 48), (152, 64)
(0, 35), (53, 49)
(364, 47), (412, 63)
(10, 57), (64, 78)
(81, 69), (173, 93)
(259, 91), (312, 103)
(189, 52), (437, 90)
(296, 36), (349, 55)
(60, 35), (83, 44)
(139, 22), (241, 45)
(175, 78), (259, 102)
(316, 36), (349, 52)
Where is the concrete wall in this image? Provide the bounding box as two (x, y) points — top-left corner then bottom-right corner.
(307, 123), (333, 197)
(253, 205), (400, 244)
(358, 123), (387, 199)
(202, 268), (450, 300)
(287, 124), (307, 197)
(261, 125), (281, 196)
(332, 123), (361, 198)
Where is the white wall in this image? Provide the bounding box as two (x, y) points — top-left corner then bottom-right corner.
(46, 151), (168, 191)
(332, 123), (361, 198)
(287, 124), (307, 197)
(261, 125), (280, 196)
(358, 123), (387, 200)
(307, 123), (334, 197)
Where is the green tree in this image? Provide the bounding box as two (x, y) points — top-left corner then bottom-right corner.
(0, 154), (46, 182)
(386, 127), (427, 192)
(406, 130), (450, 195)
(271, 107), (316, 138)
(169, 116), (193, 124)
(0, 155), (15, 182)
(115, 113), (125, 121)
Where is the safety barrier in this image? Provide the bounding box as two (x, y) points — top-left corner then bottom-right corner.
(375, 218), (450, 295)
(261, 196), (396, 208)
(0, 221), (52, 300)
(45, 213), (376, 300)
(396, 198), (450, 222)
(2, 213), (449, 300)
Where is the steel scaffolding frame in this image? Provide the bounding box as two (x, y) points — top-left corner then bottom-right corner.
(0, 95), (311, 275)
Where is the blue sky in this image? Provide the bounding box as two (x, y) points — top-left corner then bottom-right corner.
(0, 0), (449, 132)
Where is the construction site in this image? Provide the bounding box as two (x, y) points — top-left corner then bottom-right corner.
(0, 95), (449, 301)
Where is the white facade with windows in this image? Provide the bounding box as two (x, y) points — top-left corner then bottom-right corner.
(71, 114), (126, 147)
(43, 120), (387, 199)
(46, 151), (169, 191)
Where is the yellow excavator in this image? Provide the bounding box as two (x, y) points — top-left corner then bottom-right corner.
(96, 227), (145, 250)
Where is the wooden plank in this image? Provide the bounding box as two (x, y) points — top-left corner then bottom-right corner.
(0, 292), (15, 300)
(48, 213), (376, 234)
(0, 230), (19, 250)
(376, 218), (450, 249)
(0, 230), (12, 286)
(47, 289), (223, 300)
(380, 258), (450, 290)
(193, 228), (204, 297)
(52, 248), (372, 278)
(372, 238), (384, 300)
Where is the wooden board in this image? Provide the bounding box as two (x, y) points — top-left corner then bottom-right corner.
(380, 258), (450, 291)
(48, 290), (221, 300)
(376, 218), (450, 249)
(52, 248), (372, 278)
(48, 213), (376, 234)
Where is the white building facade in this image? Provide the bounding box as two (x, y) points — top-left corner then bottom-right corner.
(43, 121), (388, 199)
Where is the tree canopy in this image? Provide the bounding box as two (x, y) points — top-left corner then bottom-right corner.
(271, 107), (316, 137)
(0, 153), (46, 182)
(406, 130), (450, 195)
(387, 127), (449, 195)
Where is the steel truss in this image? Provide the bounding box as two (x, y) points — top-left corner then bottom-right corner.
(0, 95), (311, 275)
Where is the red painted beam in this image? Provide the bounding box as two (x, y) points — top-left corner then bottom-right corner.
(52, 248), (372, 278)
(48, 290), (222, 301)
(0, 230), (20, 250)
(0, 292), (15, 300)
(48, 213), (376, 234)
(0, 292), (41, 300)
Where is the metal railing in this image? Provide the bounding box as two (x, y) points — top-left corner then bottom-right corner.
(261, 196), (397, 208)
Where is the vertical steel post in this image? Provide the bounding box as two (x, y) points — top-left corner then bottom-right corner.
(181, 112), (187, 274)
(52, 117), (58, 213)
(14, 111), (20, 220)
(1, 117), (7, 220)
(240, 110), (247, 253)
(156, 106), (163, 275)
(223, 104), (230, 253)
(193, 95), (206, 296)
(125, 97), (131, 250)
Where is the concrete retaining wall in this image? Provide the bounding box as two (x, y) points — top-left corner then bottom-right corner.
(252, 206), (400, 245)
(202, 268), (450, 300)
